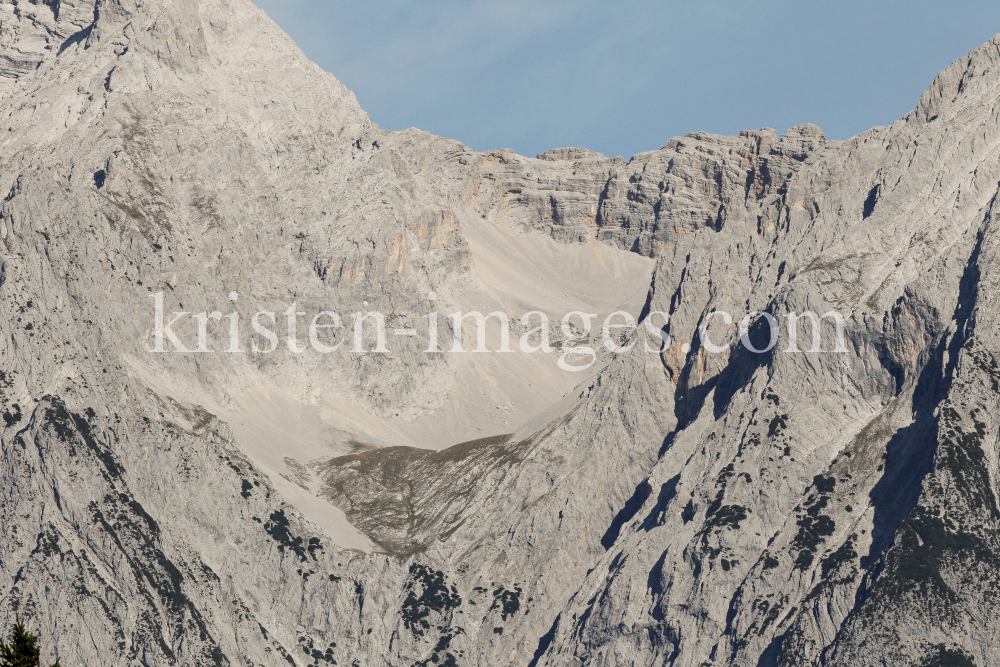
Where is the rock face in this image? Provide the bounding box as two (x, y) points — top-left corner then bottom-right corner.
(3, 1), (1000, 665)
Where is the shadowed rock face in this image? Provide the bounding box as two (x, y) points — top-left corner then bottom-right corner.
(3, 1), (1000, 665)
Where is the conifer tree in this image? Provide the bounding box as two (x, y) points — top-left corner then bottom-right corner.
(0, 615), (59, 667)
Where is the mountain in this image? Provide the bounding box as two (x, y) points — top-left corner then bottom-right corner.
(3, 1), (1000, 665)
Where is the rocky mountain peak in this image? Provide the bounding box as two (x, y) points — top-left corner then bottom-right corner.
(915, 32), (1000, 124)
(536, 146), (607, 161)
(2, 4), (1000, 666)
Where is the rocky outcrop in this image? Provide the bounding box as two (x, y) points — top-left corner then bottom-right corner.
(474, 123), (834, 258)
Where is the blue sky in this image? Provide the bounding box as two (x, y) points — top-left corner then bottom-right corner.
(253, 1), (1000, 159)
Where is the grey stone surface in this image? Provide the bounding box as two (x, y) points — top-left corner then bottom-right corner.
(3, 1), (1000, 665)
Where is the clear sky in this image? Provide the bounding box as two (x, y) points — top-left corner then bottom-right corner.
(252, 1), (1000, 160)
